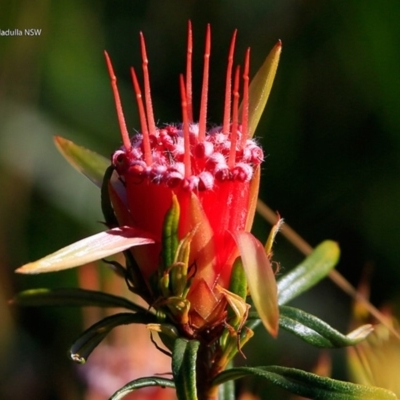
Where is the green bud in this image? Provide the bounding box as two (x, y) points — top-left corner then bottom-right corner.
(229, 257), (248, 300)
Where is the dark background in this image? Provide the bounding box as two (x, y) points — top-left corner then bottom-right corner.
(1, 1), (400, 399)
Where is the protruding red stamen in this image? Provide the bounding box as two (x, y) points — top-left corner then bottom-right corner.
(140, 32), (156, 136)
(179, 74), (191, 178)
(228, 65), (240, 168)
(104, 51), (132, 152)
(222, 30), (237, 135)
(186, 21), (193, 123)
(198, 24), (211, 142)
(240, 47), (250, 148)
(130, 67), (152, 166)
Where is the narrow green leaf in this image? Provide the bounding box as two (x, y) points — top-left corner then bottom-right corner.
(11, 288), (148, 313)
(212, 366), (397, 399)
(239, 41), (282, 137)
(162, 194), (180, 269)
(16, 226), (155, 274)
(110, 377), (175, 400)
(54, 136), (109, 187)
(172, 338), (200, 400)
(277, 240), (340, 305)
(234, 231), (279, 337)
(70, 312), (157, 364)
(279, 306), (373, 348)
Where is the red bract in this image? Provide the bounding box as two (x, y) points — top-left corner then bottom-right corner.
(106, 22), (264, 332)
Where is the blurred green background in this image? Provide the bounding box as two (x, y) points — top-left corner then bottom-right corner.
(1, 1), (400, 399)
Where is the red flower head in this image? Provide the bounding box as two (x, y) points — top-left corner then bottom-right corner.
(103, 22), (279, 338)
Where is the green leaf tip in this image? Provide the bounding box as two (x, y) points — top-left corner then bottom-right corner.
(70, 312), (157, 364)
(279, 306), (373, 348)
(240, 40), (282, 138)
(212, 365), (398, 399)
(109, 377), (175, 400)
(278, 240), (340, 305)
(54, 136), (109, 188)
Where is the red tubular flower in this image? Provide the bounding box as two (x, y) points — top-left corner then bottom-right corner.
(105, 22), (274, 335)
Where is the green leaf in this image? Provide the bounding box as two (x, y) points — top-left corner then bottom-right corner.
(15, 226), (155, 274)
(234, 231), (279, 337)
(279, 305), (373, 348)
(11, 288), (148, 313)
(109, 377), (175, 400)
(54, 136), (109, 187)
(212, 366), (398, 399)
(277, 240), (340, 305)
(70, 312), (157, 364)
(239, 41), (282, 138)
(172, 338), (200, 400)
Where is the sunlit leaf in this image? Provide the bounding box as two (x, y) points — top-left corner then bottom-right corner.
(234, 231), (279, 337)
(16, 226), (155, 274)
(212, 365), (397, 399)
(54, 136), (109, 187)
(239, 41), (282, 137)
(278, 240), (340, 305)
(70, 312), (157, 364)
(11, 287), (148, 313)
(172, 338), (200, 400)
(110, 377), (175, 400)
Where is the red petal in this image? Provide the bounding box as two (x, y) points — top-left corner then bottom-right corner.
(177, 191), (216, 288)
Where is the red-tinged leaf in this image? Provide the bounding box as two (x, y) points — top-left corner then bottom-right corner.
(244, 165), (260, 232)
(54, 136), (109, 187)
(234, 231), (279, 337)
(16, 227), (155, 274)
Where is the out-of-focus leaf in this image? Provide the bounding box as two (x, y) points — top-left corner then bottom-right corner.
(239, 41), (282, 137)
(54, 136), (109, 187)
(11, 288), (148, 313)
(212, 365), (397, 399)
(70, 312), (157, 364)
(235, 231), (279, 337)
(277, 240), (340, 305)
(279, 305), (373, 348)
(110, 377), (175, 400)
(16, 226), (155, 274)
(172, 338), (200, 400)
